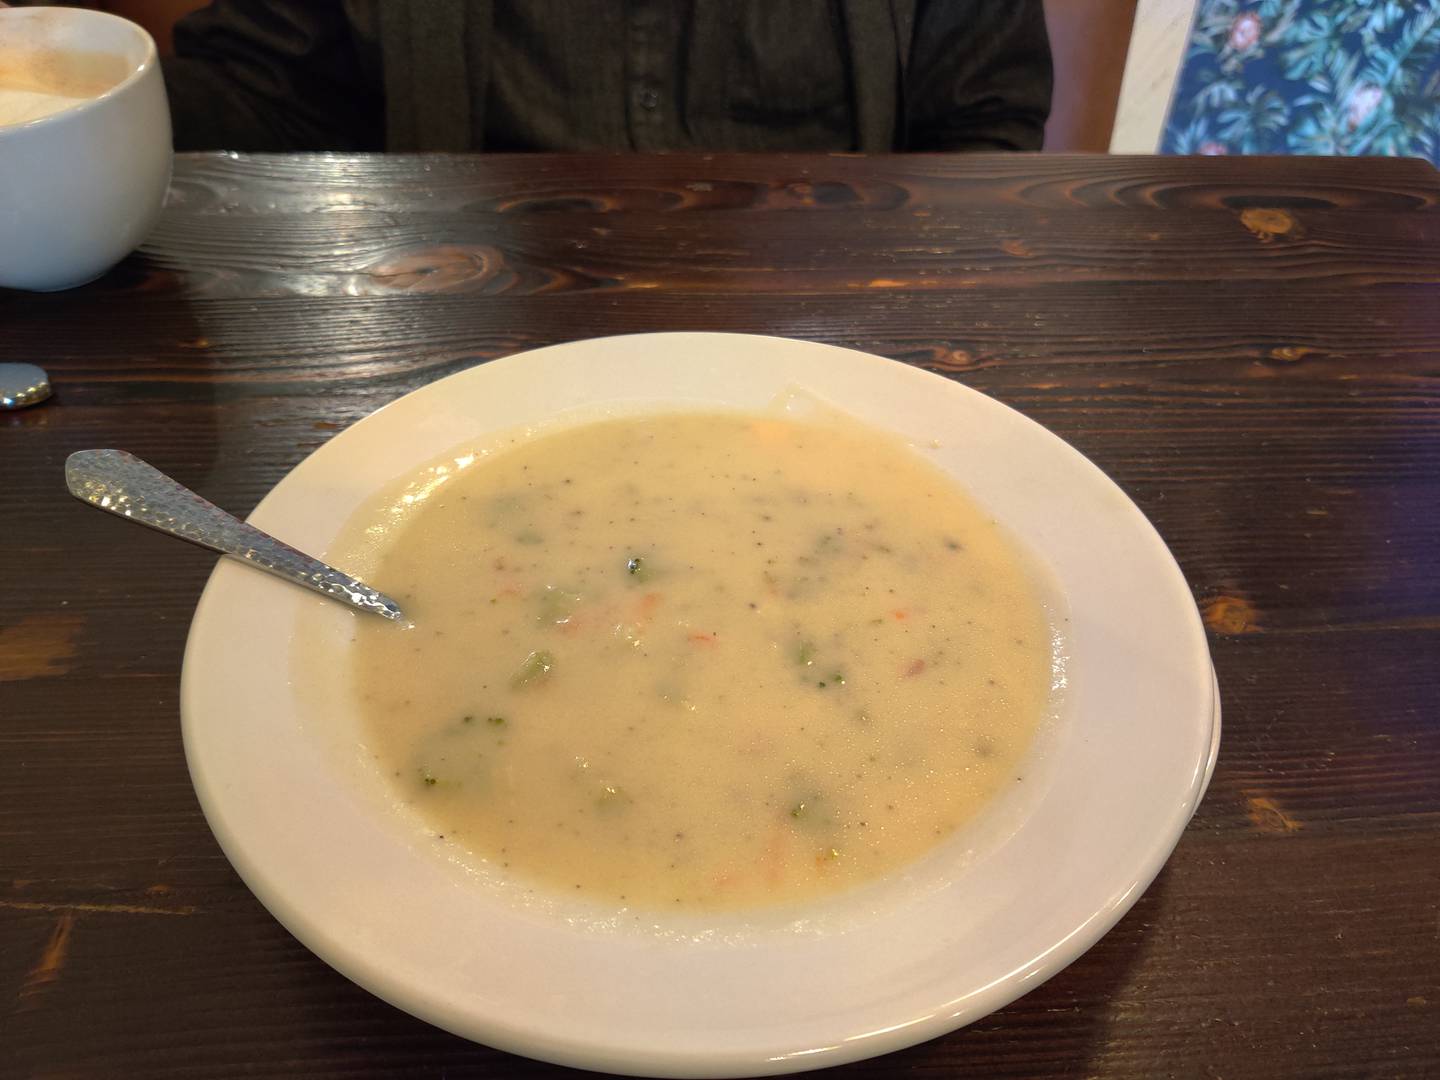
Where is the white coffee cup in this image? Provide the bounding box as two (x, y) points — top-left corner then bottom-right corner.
(0, 6), (171, 291)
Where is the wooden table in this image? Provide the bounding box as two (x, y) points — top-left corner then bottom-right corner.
(3, 152), (1438, 1078)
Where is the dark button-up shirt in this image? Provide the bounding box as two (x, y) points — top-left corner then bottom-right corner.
(484, 1), (858, 151)
(164, 0), (1052, 153)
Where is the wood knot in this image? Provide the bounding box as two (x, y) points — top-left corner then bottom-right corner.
(925, 346), (982, 372)
(1000, 238), (1035, 258)
(1246, 795), (1302, 834)
(1202, 594), (1261, 634)
(367, 245), (497, 293)
(21, 913), (75, 1002)
(1240, 208), (1297, 242)
(1269, 345), (1319, 363)
(783, 181), (816, 206)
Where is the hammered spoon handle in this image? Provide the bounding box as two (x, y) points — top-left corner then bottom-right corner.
(65, 449), (404, 621)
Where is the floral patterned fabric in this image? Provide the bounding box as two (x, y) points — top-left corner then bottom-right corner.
(1161, 0), (1440, 163)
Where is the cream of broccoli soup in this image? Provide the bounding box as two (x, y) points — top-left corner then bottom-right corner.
(335, 410), (1056, 910)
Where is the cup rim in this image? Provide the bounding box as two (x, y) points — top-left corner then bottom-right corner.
(0, 6), (159, 138)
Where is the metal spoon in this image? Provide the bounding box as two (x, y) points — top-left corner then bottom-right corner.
(65, 449), (404, 621)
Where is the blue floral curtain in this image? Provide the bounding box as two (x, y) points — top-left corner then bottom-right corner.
(1160, 0), (1440, 163)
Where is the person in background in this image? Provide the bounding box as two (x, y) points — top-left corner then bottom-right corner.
(163, 0), (1052, 153)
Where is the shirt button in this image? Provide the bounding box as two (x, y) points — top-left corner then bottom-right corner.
(637, 87), (660, 111)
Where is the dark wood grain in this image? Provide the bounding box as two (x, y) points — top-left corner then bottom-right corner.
(159, 152), (1440, 213)
(2, 152), (1437, 1080)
